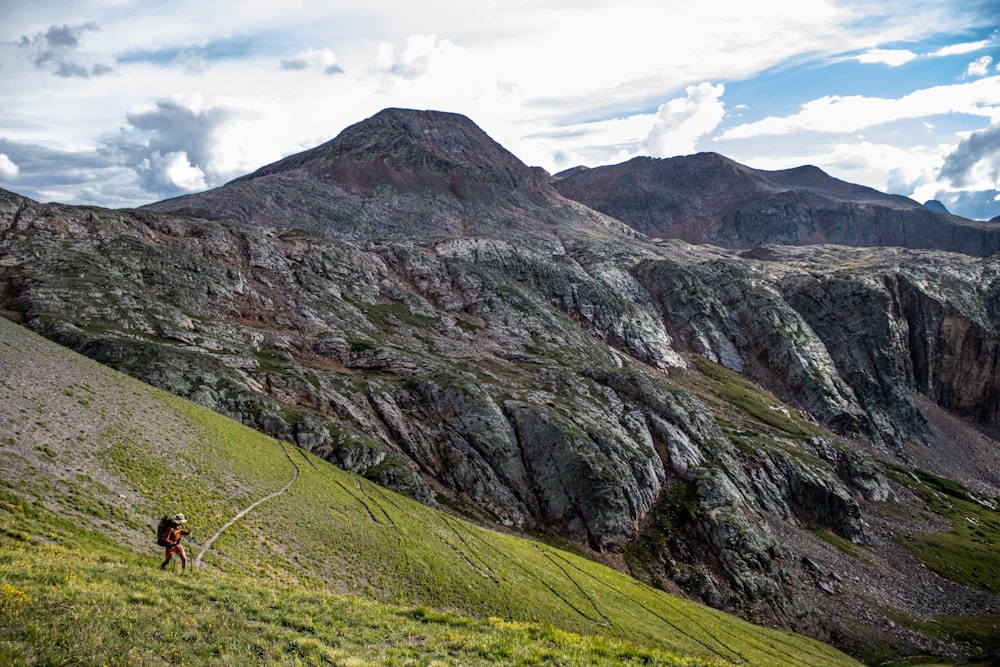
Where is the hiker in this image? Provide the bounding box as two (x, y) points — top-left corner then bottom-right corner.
(158, 513), (190, 571)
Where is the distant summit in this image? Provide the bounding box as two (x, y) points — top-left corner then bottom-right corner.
(146, 108), (589, 241)
(552, 153), (1000, 256)
(923, 199), (949, 213)
(236, 108), (545, 192)
(148, 108), (1000, 256)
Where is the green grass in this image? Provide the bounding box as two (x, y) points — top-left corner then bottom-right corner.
(890, 467), (1000, 593)
(690, 357), (819, 438)
(0, 317), (859, 666)
(879, 605), (1000, 666)
(365, 300), (441, 333)
(0, 493), (727, 667)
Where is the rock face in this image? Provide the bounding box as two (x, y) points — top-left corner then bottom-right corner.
(552, 153), (1000, 256)
(3, 108), (1000, 658)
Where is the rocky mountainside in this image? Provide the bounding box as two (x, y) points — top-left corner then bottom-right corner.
(552, 153), (1000, 255)
(3, 108), (1000, 662)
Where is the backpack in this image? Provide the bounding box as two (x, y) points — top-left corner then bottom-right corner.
(156, 515), (174, 547)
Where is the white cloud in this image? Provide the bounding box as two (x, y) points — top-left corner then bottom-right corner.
(965, 55), (994, 78)
(99, 94), (247, 195)
(642, 83), (726, 157)
(36, 189), (77, 202)
(373, 34), (462, 79)
(151, 150), (207, 191)
(930, 39), (992, 57)
(747, 140), (930, 183)
(720, 76), (1000, 139)
(515, 112), (661, 172)
(737, 138), (949, 206)
(939, 121), (1000, 190)
(281, 48), (343, 75)
(0, 154), (19, 180)
(176, 51), (209, 75)
(855, 48), (916, 67)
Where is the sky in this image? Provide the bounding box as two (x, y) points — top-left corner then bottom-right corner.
(1, 1), (1000, 220)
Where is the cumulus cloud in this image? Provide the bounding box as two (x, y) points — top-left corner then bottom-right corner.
(99, 97), (242, 196)
(281, 47), (344, 74)
(965, 55), (994, 78)
(142, 151), (207, 192)
(643, 83), (726, 157)
(17, 22), (112, 78)
(0, 154), (20, 181)
(373, 34), (461, 79)
(855, 48), (917, 67)
(939, 122), (1000, 189)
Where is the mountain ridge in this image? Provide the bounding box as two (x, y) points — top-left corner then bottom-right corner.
(552, 151), (1000, 255)
(147, 107), (1000, 256)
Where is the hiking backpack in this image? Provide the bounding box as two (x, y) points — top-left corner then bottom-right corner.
(155, 515), (173, 547)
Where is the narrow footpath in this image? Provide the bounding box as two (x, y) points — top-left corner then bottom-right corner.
(194, 441), (300, 568)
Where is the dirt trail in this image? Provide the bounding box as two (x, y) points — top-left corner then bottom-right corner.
(194, 442), (300, 569)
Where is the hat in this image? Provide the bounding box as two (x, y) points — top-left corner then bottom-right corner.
(173, 513), (187, 524)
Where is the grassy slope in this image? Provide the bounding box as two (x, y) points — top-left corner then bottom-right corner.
(890, 467), (1000, 593)
(0, 317), (858, 666)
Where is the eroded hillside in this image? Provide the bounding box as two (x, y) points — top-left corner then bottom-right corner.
(0, 315), (858, 666)
(2, 109), (1000, 663)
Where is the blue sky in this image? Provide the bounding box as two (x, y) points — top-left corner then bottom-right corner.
(1, 0), (999, 220)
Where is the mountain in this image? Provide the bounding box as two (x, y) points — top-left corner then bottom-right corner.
(147, 107), (631, 242)
(552, 153), (1000, 256)
(3, 108), (1000, 663)
(0, 316), (855, 666)
(923, 199), (949, 213)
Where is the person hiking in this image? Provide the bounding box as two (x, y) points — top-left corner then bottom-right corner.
(159, 513), (190, 571)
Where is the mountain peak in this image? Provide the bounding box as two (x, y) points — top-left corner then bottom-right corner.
(239, 108), (540, 190)
(147, 108), (573, 240)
